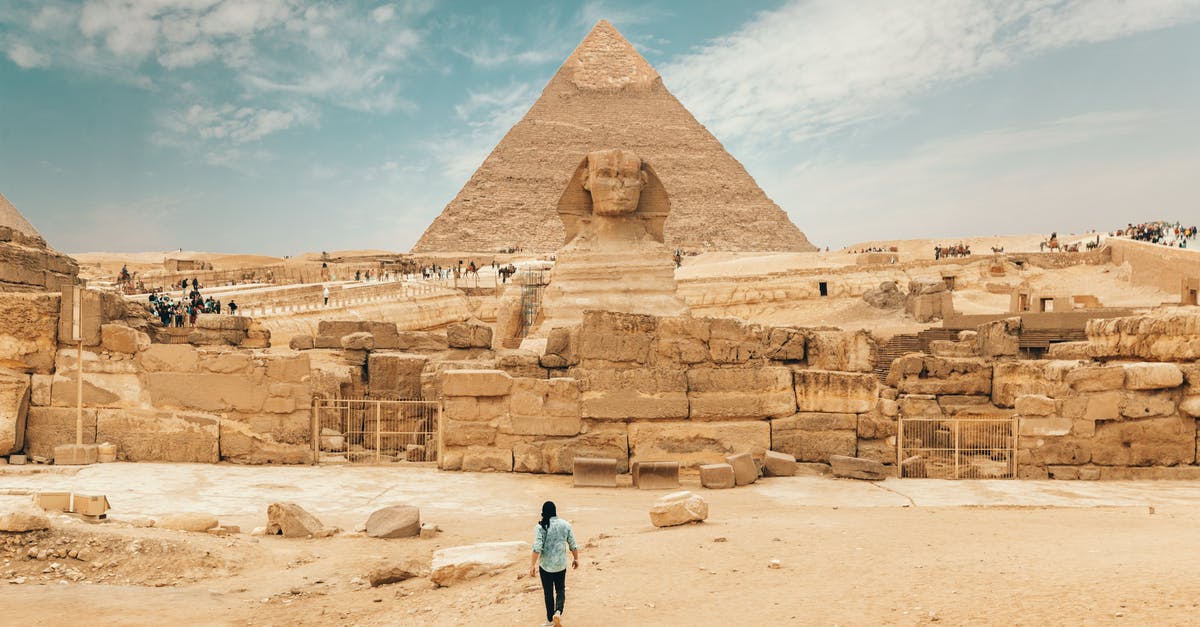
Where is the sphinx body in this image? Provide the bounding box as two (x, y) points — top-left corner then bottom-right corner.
(535, 149), (688, 334)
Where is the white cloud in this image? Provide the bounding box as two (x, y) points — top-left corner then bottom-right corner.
(662, 0), (1200, 148)
(161, 103), (312, 145)
(7, 42), (49, 68)
(371, 4), (395, 23)
(434, 82), (537, 182)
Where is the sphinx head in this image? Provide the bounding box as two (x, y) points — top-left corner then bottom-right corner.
(582, 149), (647, 217)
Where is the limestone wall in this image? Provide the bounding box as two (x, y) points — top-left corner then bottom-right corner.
(436, 311), (891, 473)
(0, 226), (79, 293)
(1108, 238), (1200, 295)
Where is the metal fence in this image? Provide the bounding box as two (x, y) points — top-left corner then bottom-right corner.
(312, 398), (440, 465)
(897, 417), (1018, 479)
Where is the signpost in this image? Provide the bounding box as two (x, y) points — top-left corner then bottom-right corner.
(54, 286), (96, 465)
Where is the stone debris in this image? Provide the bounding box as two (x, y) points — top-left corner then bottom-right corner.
(830, 455), (889, 481)
(430, 541), (529, 587)
(649, 491), (708, 528)
(266, 503), (335, 538)
(762, 450), (798, 477)
(419, 522), (441, 539)
(367, 560), (423, 587)
(0, 500), (51, 532)
(862, 281), (905, 310)
(699, 463), (735, 489)
(156, 512), (219, 533)
(725, 452), (758, 486)
(364, 505), (420, 539)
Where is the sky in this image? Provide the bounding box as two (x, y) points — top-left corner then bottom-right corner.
(0, 0), (1198, 256)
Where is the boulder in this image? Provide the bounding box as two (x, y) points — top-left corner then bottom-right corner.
(762, 450), (797, 477)
(0, 499), (51, 532)
(365, 505), (421, 539)
(649, 491), (709, 527)
(830, 455), (889, 481)
(430, 540), (529, 586)
(367, 560), (423, 587)
(699, 463), (735, 489)
(1123, 363), (1184, 390)
(156, 512), (219, 532)
(863, 281), (905, 309)
(725, 452), (758, 486)
(266, 502), (333, 538)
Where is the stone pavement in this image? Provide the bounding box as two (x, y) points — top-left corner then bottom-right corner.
(4, 463), (1200, 531)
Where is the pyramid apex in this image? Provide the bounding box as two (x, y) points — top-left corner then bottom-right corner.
(557, 18), (659, 91)
(0, 191), (44, 241)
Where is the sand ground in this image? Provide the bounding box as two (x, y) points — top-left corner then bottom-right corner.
(4, 464), (1200, 626)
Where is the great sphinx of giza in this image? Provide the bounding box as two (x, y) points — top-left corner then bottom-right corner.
(534, 149), (688, 334)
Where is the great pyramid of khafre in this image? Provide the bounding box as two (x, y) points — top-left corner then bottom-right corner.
(0, 191), (43, 240)
(412, 20), (816, 254)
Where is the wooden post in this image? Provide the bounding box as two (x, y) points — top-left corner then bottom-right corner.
(896, 419), (904, 476)
(953, 420), (961, 480)
(375, 402), (382, 465)
(72, 286), (83, 447)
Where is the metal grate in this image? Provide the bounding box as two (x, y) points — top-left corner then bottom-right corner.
(312, 398), (440, 465)
(517, 269), (548, 338)
(897, 417), (1018, 479)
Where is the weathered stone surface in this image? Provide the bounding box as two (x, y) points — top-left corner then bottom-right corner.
(461, 446), (513, 472)
(805, 329), (875, 373)
(390, 331), (450, 353)
(856, 414), (897, 440)
(1086, 311), (1200, 361)
(442, 420), (497, 446)
(0, 499), (51, 532)
(200, 351), (253, 374)
(442, 370), (512, 397)
(367, 560), (422, 587)
(649, 491), (709, 527)
(575, 311), (657, 365)
(146, 372), (265, 413)
(1019, 417), (1073, 437)
(430, 541), (529, 586)
(633, 460), (680, 489)
(288, 334), (314, 350)
(1045, 341), (1092, 360)
(762, 450), (797, 477)
(929, 339), (977, 358)
(1123, 363), (1184, 390)
(725, 452), (758, 485)
(100, 324), (150, 354)
(97, 409), (219, 463)
(830, 455), (889, 480)
(887, 355), (991, 396)
(628, 420), (768, 468)
(1015, 394), (1057, 417)
(571, 456), (617, 487)
(1021, 436), (1092, 467)
(538, 423), (630, 474)
(509, 377), (580, 419)
(24, 407), (96, 459)
(794, 370), (877, 413)
(991, 361), (1076, 408)
(341, 332), (375, 351)
(771, 420), (856, 463)
(975, 317), (1020, 358)
(1119, 391), (1180, 419)
(365, 505), (421, 539)
(137, 344), (199, 372)
(0, 370), (30, 455)
(446, 319), (493, 349)
(898, 394), (942, 418)
(368, 353), (427, 398)
(576, 367), (688, 420)
(496, 349), (547, 379)
(1065, 365), (1125, 392)
(687, 367), (795, 420)
(220, 421), (314, 465)
(699, 463), (735, 488)
(863, 281), (904, 309)
(157, 512), (219, 532)
(0, 292), (60, 374)
(762, 326), (806, 361)
(1181, 396), (1200, 417)
(1092, 416), (1195, 466)
(266, 502), (330, 538)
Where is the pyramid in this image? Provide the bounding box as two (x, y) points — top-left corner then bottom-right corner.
(0, 191), (43, 240)
(413, 20), (816, 254)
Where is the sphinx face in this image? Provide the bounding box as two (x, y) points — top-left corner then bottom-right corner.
(583, 149), (646, 216)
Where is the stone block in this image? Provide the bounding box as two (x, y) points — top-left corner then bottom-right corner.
(771, 413), (857, 463)
(100, 324), (149, 354)
(341, 332), (375, 351)
(446, 319), (493, 349)
(0, 292), (60, 374)
(898, 394), (942, 418)
(54, 443), (97, 465)
(830, 455), (889, 480)
(496, 350), (546, 379)
(137, 344), (199, 372)
(857, 414), (897, 440)
(219, 420), (313, 464)
(991, 361), (1074, 408)
(196, 314), (250, 331)
(430, 541), (529, 587)
(442, 420), (497, 446)
(1020, 436), (1092, 466)
(510, 377), (580, 418)
(1019, 417), (1073, 437)
(146, 372), (266, 413)
(24, 407), (96, 459)
(539, 423), (630, 474)
(648, 491), (708, 527)
(805, 329), (875, 372)
(856, 438), (896, 465)
(1092, 415), (1196, 466)
(502, 415), (582, 437)
(97, 408), (219, 462)
(762, 327), (805, 361)
(50, 372), (143, 408)
(365, 505), (420, 538)
(0, 500), (51, 532)
(687, 367), (795, 420)
(577, 367), (688, 420)
(460, 446), (513, 472)
(1123, 363), (1184, 390)
(887, 355), (991, 396)
(200, 351), (254, 374)
(794, 369), (878, 413)
(158, 512), (219, 532)
(633, 460), (681, 489)
(1065, 365), (1125, 392)
(263, 397), (297, 414)
(313, 335), (342, 349)
(628, 420), (769, 468)
(0, 371), (30, 455)
(725, 452), (758, 485)
(1015, 394), (1057, 417)
(1181, 396), (1200, 417)
(266, 354), (310, 382)
(762, 450), (797, 477)
(266, 502), (330, 538)
(577, 310), (656, 364)
(572, 457), (617, 487)
(289, 335), (314, 350)
(442, 370), (512, 397)
(975, 317), (1020, 358)
(368, 353), (427, 398)
(1120, 391), (1179, 419)
(388, 331), (449, 352)
(699, 463), (736, 488)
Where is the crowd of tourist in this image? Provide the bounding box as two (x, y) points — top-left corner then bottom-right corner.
(1113, 221), (1197, 248)
(934, 243), (972, 259)
(848, 246), (897, 254)
(146, 278), (237, 327)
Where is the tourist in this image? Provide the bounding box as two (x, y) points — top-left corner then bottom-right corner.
(529, 501), (578, 627)
(323, 285), (330, 305)
(228, 300), (239, 315)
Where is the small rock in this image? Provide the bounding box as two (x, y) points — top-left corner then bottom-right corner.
(649, 491), (708, 528)
(266, 503), (330, 538)
(367, 560), (422, 587)
(156, 512), (219, 533)
(768, 559), (782, 569)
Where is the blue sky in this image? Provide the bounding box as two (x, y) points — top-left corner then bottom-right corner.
(1, 0), (1197, 255)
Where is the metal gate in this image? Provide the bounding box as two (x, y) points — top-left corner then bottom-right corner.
(897, 417), (1018, 479)
(312, 398), (440, 464)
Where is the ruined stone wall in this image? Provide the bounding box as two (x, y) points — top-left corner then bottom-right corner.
(0, 226), (78, 293)
(436, 311), (891, 473)
(1108, 238), (1200, 295)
